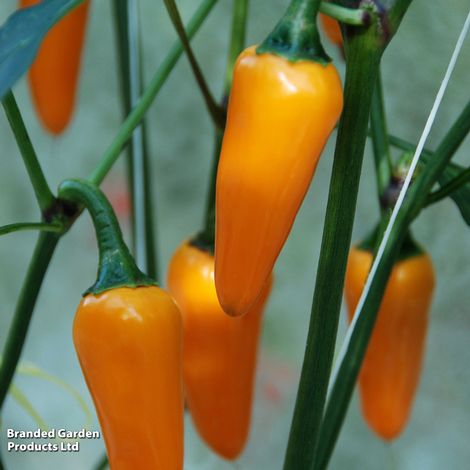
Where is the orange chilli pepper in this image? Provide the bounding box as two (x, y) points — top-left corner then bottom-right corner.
(168, 240), (272, 459)
(215, 45), (343, 316)
(344, 245), (435, 440)
(59, 179), (184, 469)
(320, 13), (342, 47)
(20, 0), (90, 134)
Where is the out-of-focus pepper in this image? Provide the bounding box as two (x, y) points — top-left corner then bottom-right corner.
(320, 13), (342, 47)
(344, 244), (435, 440)
(20, 0), (90, 134)
(59, 179), (184, 469)
(168, 240), (272, 460)
(215, 44), (343, 316)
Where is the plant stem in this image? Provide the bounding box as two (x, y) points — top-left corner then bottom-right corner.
(1, 92), (55, 215)
(315, 100), (470, 470)
(425, 165), (470, 206)
(0, 222), (63, 236)
(370, 71), (393, 200)
(88, 0), (219, 186)
(319, 2), (369, 25)
(257, 0), (330, 63)
(0, 232), (60, 409)
(282, 31), (382, 470)
(93, 453), (108, 470)
(224, 0), (249, 92)
(162, 0), (225, 129)
(113, 0), (158, 279)
(58, 179), (155, 295)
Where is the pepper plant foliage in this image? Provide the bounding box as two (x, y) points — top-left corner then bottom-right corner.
(0, 0), (469, 469)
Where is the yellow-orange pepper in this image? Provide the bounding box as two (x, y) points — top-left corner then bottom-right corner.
(20, 0), (90, 134)
(74, 286), (184, 469)
(320, 13), (342, 47)
(345, 246), (435, 440)
(215, 45), (343, 316)
(168, 241), (272, 459)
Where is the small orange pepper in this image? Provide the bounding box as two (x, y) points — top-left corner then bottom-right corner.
(345, 246), (435, 440)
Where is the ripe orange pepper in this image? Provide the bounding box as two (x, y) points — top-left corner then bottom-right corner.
(20, 0), (90, 134)
(58, 179), (184, 469)
(320, 13), (342, 47)
(74, 286), (184, 469)
(344, 246), (435, 440)
(215, 45), (343, 316)
(168, 240), (272, 459)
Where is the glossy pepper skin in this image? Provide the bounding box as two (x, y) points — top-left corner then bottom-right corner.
(320, 13), (342, 47)
(215, 45), (343, 316)
(168, 241), (272, 460)
(345, 247), (435, 440)
(20, 0), (90, 134)
(74, 286), (184, 469)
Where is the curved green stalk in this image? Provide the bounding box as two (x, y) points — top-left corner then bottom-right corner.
(425, 166), (470, 206)
(257, 0), (330, 63)
(0, 222), (63, 236)
(2, 92), (55, 215)
(58, 179), (155, 295)
(370, 71), (393, 201)
(93, 453), (109, 470)
(162, 0), (225, 129)
(283, 27), (383, 470)
(0, 232), (60, 409)
(88, 0), (219, 186)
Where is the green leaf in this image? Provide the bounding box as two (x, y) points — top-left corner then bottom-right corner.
(0, 0), (84, 99)
(438, 162), (470, 226)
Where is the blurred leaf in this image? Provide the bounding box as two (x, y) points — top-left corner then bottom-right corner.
(10, 383), (49, 430)
(17, 361), (92, 432)
(438, 162), (470, 226)
(0, 0), (84, 99)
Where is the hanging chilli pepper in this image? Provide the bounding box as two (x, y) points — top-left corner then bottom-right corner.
(20, 0), (90, 134)
(58, 179), (183, 469)
(168, 239), (272, 460)
(214, 0), (343, 316)
(344, 238), (435, 440)
(320, 13), (342, 47)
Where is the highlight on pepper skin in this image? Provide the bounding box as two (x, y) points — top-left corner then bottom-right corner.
(214, 45), (343, 318)
(168, 240), (272, 460)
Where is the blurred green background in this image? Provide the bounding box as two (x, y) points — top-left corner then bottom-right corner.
(0, 0), (469, 468)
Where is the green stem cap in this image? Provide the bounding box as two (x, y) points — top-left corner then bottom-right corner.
(58, 179), (156, 296)
(257, 0), (330, 63)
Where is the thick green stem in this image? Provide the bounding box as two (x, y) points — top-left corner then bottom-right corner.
(112, 0), (158, 280)
(370, 71), (393, 200)
(88, 0), (219, 186)
(257, 0), (330, 63)
(282, 30), (382, 470)
(1, 92), (55, 215)
(0, 232), (60, 409)
(58, 179), (155, 295)
(315, 100), (470, 470)
(162, 0), (225, 129)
